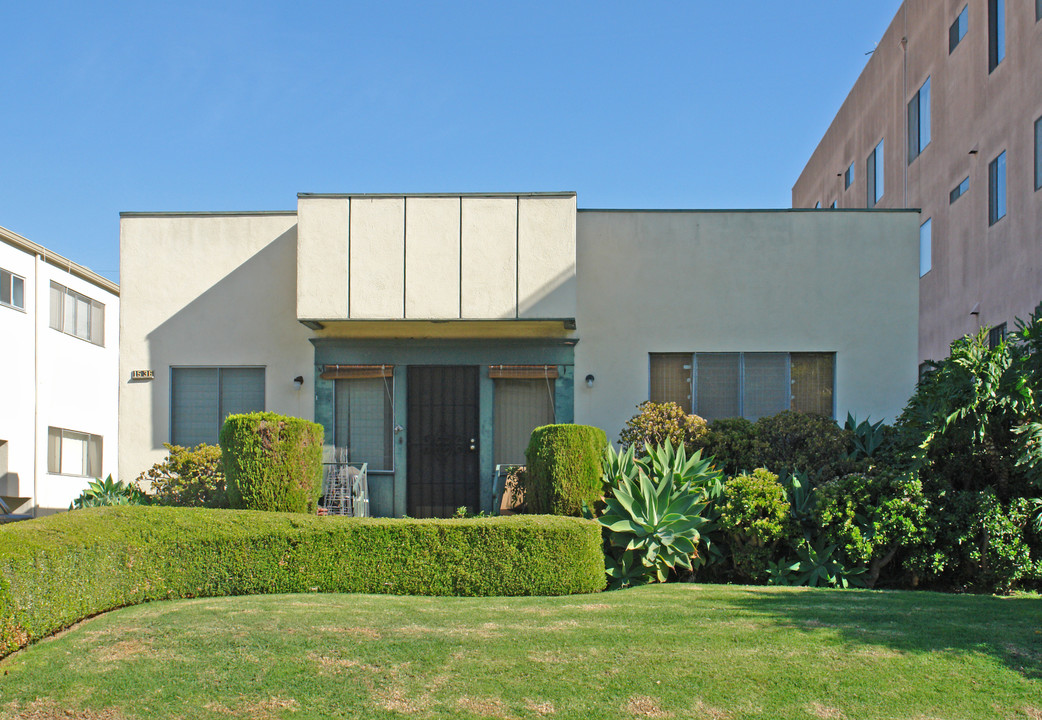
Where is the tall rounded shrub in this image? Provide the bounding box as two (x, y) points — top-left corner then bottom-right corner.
(220, 412), (324, 513)
(524, 424), (607, 515)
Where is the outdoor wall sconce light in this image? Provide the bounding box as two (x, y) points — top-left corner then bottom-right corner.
(585, 374), (595, 388)
(293, 376), (304, 389)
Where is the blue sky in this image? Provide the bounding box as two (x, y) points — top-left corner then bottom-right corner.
(0, 1), (903, 283)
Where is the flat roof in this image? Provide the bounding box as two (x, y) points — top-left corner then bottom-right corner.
(298, 191), (577, 199)
(0, 225), (119, 296)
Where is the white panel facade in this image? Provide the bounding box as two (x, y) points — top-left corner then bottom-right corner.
(1, 227), (119, 515)
(404, 197), (460, 319)
(349, 198), (405, 319)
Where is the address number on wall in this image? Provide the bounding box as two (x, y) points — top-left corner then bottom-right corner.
(131, 370), (154, 380)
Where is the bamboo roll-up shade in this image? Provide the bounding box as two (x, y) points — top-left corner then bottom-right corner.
(488, 365), (559, 380)
(320, 364), (394, 380)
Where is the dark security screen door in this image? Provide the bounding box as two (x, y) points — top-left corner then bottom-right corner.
(407, 366), (480, 518)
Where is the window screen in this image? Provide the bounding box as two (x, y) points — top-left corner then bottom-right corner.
(493, 379), (555, 465)
(649, 353), (692, 412)
(334, 377), (394, 471)
(695, 353), (740, 421)
(742, 353), (789, 421)
(791, 353), (835, 416)
(171, 367), (265, 447)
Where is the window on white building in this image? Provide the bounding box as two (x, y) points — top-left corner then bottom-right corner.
(648, 352), (835, 422)
(908, 77), (931, 163)
(950, 177), (969, 203)
(0, 269), (24, 310)
(50, 281), (104, 345)
(170, 367), (265, 447)
(844, 162), (854, 189)
(47, 427), (103, 477)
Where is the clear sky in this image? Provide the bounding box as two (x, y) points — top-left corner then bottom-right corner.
(1, 1), (904, 283)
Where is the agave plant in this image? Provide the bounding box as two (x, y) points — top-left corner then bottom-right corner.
(790, 539), (867, 588)
(70, 475), (150, 509)
(598, 442), (709, 586)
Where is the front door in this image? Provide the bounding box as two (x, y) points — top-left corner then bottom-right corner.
(406, 366), (480, 518)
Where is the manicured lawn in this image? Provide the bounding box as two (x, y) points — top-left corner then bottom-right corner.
(0, 584), (1039, 719)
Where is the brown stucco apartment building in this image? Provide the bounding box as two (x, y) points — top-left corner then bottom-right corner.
(793, 0), (1042, 364)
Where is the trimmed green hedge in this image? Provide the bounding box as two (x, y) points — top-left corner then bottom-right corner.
(0, 506), (604, 657)
(524, 424), (608, 515)
(221, 412), (324, 513)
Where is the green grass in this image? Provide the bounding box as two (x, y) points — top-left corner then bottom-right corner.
(0, 584), (1039, 719)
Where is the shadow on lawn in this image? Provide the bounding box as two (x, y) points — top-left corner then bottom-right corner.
(723, 587), (1042, 680)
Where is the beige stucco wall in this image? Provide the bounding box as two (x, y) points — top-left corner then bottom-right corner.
(119, 213), (315, 481)
(573, 210), (920, 442)
(793, 0), (1042, 363)
(295, 193), (576, 322)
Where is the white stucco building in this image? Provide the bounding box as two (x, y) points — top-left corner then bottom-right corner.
(1, 225), (119, 516)
(120, 193), (919, 518)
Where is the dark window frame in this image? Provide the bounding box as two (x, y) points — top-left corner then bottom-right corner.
(989, 150), (1007, 225)
(1035, 116), (1042, 191)
(844, 162), (854, 189)
(907, 77), (931, 164)
(989, 0), (1005, 72)
(950, 177), (970, 203)
(950, 5), (969, 52)
(867, 139), (884, 208)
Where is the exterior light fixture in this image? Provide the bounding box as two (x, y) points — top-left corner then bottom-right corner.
(293, 375), (304, 388)
(585, 374), (595, 388)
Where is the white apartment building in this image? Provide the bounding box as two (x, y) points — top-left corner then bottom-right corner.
(120, 193), (919, 519)
(0, 225), (119, 516)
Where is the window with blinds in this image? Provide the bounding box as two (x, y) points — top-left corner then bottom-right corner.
(649, 352), (835, 421)
(649, 353), (693, 413)
(333, 376), (394, 471)
(47, 427), (103, 477)
(493, 378), (556, 465)
(171, 367), (265, 446)
(50, 281), (104, 346)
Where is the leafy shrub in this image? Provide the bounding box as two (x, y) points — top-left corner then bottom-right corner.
(0, 507), (605, 657)
(70, 476), (149, 509)
(136, 443), (226, 508)
(719, 469), (794, 582)
(754, 411), (854, 482)
(618, 402), (708, 454)
(701, 417), (761, 477)
(906, 490), (1038, 593)
(524, 424), (607, 516)
(814, 467), (928, 587)
(220, 413), (324, 514)
(596, 441), (723, 589)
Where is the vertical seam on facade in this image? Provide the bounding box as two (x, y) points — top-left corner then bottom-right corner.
(402, 197), (407, 319)
(462, 196), (466, 320)
(346, 198), (352, 318)
(515, 196), (520, 319)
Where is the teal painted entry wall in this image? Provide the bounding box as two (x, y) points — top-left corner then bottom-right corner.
(312, 337), (575, 517)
